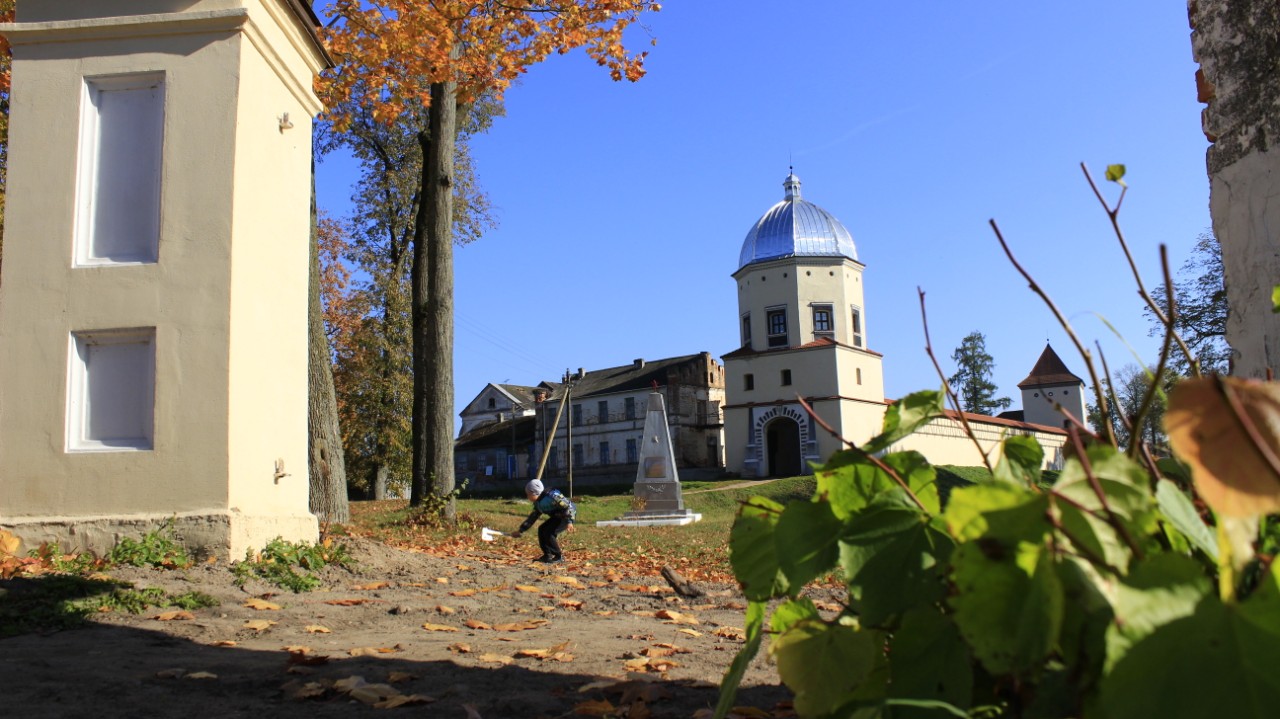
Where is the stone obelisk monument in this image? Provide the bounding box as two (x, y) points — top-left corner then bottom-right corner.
(597, 392), (701, 527)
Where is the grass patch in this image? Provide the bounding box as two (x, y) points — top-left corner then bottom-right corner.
(0, 575), (218, 637)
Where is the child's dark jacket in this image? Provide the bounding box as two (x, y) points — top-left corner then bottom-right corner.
(518, 489), (576, 533)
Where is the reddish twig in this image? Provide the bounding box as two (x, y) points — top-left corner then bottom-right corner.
(918, 288), (994, 474)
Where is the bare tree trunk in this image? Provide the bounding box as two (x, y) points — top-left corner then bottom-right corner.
(308, 162), (350, 524)
(410, 77), (458, 520)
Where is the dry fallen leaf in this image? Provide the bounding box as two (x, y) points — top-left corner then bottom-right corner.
(593, 610), (616, 617)
(185, 671), (218, 680)
(304, 625), (331, 634)
(578, 679), (622, 693)
(421, 622), (460, 633)
(447, 642), (472, 654)
(1166, 376), (1280, 517)
(352, 581), (391, 591)
(349, 683), (399, 704)
(387, 671), (416, 683)
(494, 619), (549, 632)
(464, 619), (492, 630)
(334, 675), (369, 692)
(155, 610), (194, 622)
(286, 650), (330, 666)
(325, 598), (376, 607)
(677, 628), (703, 638)
(514, 648), (551, 659)
(713, 626), (746, 640)
(553, 576), (583, 587)
(572, 699), (618, 717)
(348, 646), (402, 657)
(244, 598), (282, 611)
(456, 564), (472, 571)
(212, 640), (238, 647)
(376, 694), (435, 709)
(435, 577), (450, 584)
(0, 529), (21, 556)
(477, 653), (514, 665)
(514, 585), (540, 593)
(435, 605), (456, 615)
(286, 681), (327, 700)
(243, 619), (276, 632)
(558, 599), (584, 610)
(450, 589), (478, 597)
(655, 609), (699, 625)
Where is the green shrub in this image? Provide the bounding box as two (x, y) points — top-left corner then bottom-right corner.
(108, 521), (192, 569)
(231, 537), (352, 593)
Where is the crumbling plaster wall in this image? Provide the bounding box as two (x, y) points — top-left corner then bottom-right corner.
(1189, 0), (1280, 377)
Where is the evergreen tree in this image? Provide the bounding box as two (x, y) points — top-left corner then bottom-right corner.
(948, 331), (1012, 415)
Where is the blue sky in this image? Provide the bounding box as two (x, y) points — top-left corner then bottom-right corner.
(315, 1), (1210, 430)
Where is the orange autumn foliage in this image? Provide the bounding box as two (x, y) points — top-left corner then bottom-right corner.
(318, 0), (660, 126)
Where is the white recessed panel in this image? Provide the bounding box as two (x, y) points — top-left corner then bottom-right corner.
(75, 74), (164, 266)
(67, 328), (156, 451)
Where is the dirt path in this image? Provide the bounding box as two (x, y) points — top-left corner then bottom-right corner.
(2, 536), (818, 718)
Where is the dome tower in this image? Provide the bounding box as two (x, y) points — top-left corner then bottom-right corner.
(722, 173), (886, 478)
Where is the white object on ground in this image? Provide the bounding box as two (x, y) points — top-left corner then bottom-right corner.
(480, 527), (506, 542)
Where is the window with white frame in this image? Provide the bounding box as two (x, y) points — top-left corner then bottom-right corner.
(850, 306), (864, 347)
(67, 328), (156, 451)
(75, 73), (165, 266)
(766, 307), (788, 347)
(741, 313), (752, 347)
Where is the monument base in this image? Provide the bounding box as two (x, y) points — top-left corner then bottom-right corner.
(596, 509), (703, 528)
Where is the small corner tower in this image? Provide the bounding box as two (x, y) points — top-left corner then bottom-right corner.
(1017, 344), (1087, 429)
(722, 172), (886, 478)
(0, 1), (331, 558)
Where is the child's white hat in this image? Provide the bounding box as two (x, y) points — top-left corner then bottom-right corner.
(525, 479), (544, 496)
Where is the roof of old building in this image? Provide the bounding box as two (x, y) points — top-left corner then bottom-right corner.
(737, 172), (858, 270)
(497, 384), (540, 404)
(1017, 343), (1085, 389)
(286, 1), (332, 67)
(540, 354), (714, 399)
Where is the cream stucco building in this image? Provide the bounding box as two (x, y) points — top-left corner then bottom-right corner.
(0, 1), (329, 558)
(723, 173), (1070, 477)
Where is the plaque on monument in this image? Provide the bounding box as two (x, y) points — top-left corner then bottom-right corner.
(596, 392), (702, 527)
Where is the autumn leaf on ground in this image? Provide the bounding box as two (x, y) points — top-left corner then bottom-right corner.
(387, 671), (416, 683)
(450, 589), (478, 597)
(421, 622), (459, 633)
(553, 576), (583, 587)
(284, 680), (327, 700)
(435, 577), (449, 584)
(305, 625), (331, 634)
(677, 628), (703, 638)
(287, 650), (330, 666)
(572, 699), (618, 717)
(325, 598), (377, 606)
(494, 619), (549, 631)
(244, 598), (282, 611)
(348, 645), (403, 657)
(349, 683), (400, 704)
(447, 642), (472, 654)
(212, 640), (238, 647)
(655, 609), (699, 625)
(333, 676), (370, 693)
(559, 599), (584, 610)
(243, 619), (276, 632)
(514, 585), (540, 593)
(435, 605), (456, 615)
(593, 610), (616, 617)
(713, 626), (745, 640)
(352, 581), (391, 591)
(185, 672), (218, 680)
(514, 648), (552, 659)
(0, 529), (21, 556)
(589, 581), (609, 588)
(641, 644), (689, 657)
(464, 619), (492, 630)
(154, 610), (194, 621)
(155, 668), (187, 679)
(477, 653), (514, 665)
(376, 694), (435, 709)
(456, 564), (472, 571)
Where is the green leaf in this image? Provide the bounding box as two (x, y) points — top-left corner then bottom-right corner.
(864, 390), (944, 455)
(1272, 284), (1280, 313)
(770, 597), (820, 634)
(817, 457), (897, 521)
(771, 619), (882, 717)
(994, 435), (1043, 487)
(1100, 563), (1280, 718)
(729, 497), (789, 601)
(889, 607), (973, 716)
(1156, 456), (1193, 485)
(1053, 446), (1158, 571)
(1155, 480), (1218, 561)
(1105, 163), (1127, 186)
(1104, 553), (1211, 673)
(883, 450), (941, 515)
(944, 483), (1046, 543)
(776, 500), (842, 590)
(841, 503), (953, 625)
(950, 538), (1064, 676)
(713, 600), (766, 719)
(1054, 557), (1113, 697)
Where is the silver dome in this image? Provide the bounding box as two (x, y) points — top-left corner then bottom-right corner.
(737, 173), (858, 270)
